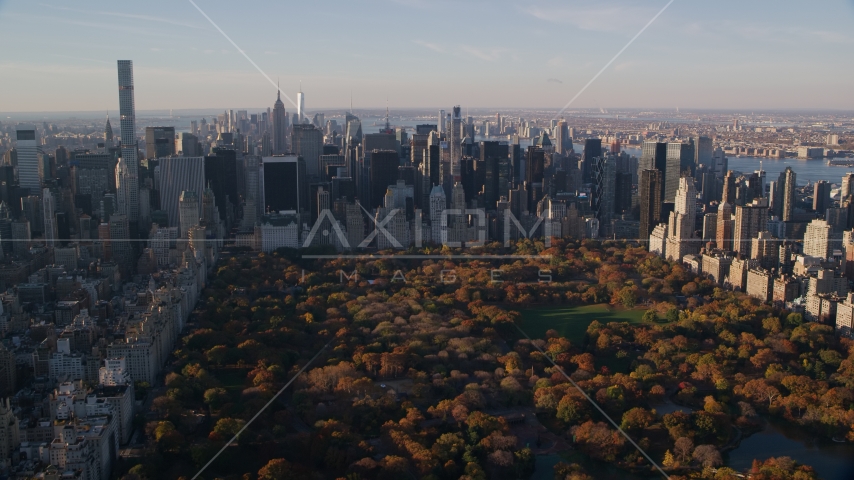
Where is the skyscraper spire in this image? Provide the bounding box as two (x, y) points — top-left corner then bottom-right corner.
(297, 81), (305, 123)
(105, 112), (113, 142)
(272, 82), (287, 154)
(385, 97), (390, 132)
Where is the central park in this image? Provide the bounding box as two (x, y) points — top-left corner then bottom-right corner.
(119, 240), (854, 480)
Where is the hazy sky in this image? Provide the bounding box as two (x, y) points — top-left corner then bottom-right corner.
(2, 0), (854, 112)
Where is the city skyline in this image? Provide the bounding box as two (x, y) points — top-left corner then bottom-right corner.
(2, 0), (854, 112)
(1, 10), (854, 476)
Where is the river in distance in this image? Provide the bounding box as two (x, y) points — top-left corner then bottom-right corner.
(618, 146), (852, 187)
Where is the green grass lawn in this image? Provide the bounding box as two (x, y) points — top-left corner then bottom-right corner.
(517, 303), (647, 344)
(517, 304), (649, 373)
(212, 368), (250, 392)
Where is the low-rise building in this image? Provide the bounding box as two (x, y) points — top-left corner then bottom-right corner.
(256, 213), (301, 252)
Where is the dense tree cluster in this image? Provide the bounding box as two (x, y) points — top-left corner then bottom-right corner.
(118, 240), (853, 479)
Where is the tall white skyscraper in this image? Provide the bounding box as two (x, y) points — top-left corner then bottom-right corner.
(674, 176), (697, 222)
(804, 219), (832, 259)
(15, 126), (40, 193)
(297, 83), (305, 124)
(42, 188), (57, 247)
(438, 110), (446, 135)
(665, 176), (697, 262)
(117, 60), (139, 222)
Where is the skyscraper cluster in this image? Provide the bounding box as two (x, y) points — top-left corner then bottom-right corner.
(0, 60), (229, 479)
(187, 90), (656, 252)
(645, 151), (854, 340)
(1, 60), (854, 389)
(0, 35), (852, 479)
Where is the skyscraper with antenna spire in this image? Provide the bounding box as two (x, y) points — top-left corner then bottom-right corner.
(380, 100), (393, 135)
(272, 81), (287, 154)
(297, 81), (305, 124)
(105, 113), (113, 144)
(344, 91), (361, 179)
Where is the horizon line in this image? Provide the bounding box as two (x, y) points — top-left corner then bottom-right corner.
(5, 106), (854, 116)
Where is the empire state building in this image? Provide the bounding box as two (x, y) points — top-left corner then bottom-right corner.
(272, 88), (288, 154)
